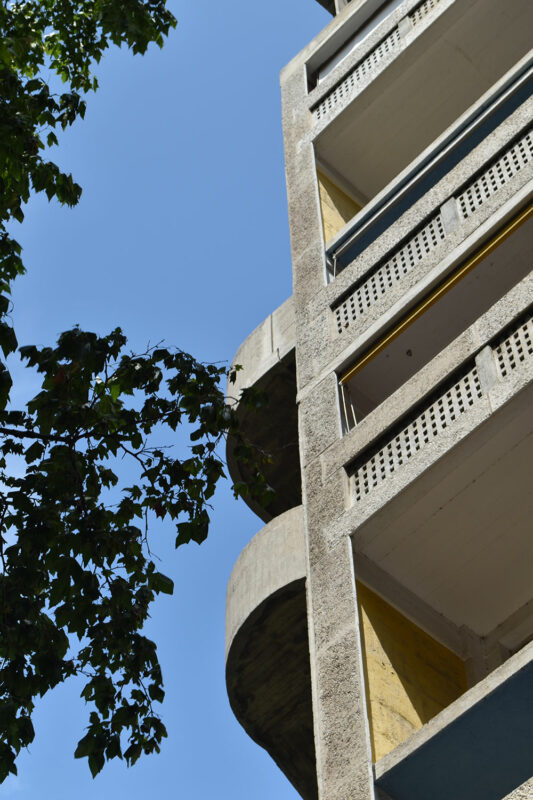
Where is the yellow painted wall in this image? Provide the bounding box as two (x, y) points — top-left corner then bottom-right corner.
(356, 581), (468, 762)
(317, 171), (361, 242)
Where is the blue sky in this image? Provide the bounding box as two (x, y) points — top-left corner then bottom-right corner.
(3, 0), (330, 798)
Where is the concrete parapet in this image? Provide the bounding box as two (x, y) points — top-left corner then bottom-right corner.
(226, 297), (300, 522)
(228, 295), (295, 402)
(225, 505), (306, 659)
(225, 506), (316, 798)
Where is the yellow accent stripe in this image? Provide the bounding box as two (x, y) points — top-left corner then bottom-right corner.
(340, 202), (533, 385)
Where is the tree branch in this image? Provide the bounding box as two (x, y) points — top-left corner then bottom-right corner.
(0, 426), (71, 443)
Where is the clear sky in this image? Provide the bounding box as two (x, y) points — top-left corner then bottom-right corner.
(3, 0), (331, 798)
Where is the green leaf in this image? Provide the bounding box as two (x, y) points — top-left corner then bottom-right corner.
(24, 441), (44, 463)
(148, 684), (165, 703)
(0, 322), (18, 357)
(150, 572), (174, 595)
(74, 733), (95, 759)
(88, 750), (105, 778)
(109, 382), (120, 401)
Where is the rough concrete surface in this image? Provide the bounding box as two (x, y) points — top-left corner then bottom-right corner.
(226, 0), (533, 797)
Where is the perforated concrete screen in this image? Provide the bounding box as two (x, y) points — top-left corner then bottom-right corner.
(458, 128), (533, 218)
(333, 213), (445, 333)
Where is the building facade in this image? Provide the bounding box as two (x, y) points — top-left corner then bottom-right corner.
(225, 1), (533, 798)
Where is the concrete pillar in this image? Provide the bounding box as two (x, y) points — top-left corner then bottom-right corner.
(441, 196), (461, 236)
(475, 344), (501, 394)
(306, 532), (376, 800)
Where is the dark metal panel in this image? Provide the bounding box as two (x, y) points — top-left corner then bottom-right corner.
(377, 661), (533, 800)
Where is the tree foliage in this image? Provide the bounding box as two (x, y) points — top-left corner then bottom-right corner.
(0, 0), (267, 783)
(1, 329), (238, 780)
(0, 0), (177, 346)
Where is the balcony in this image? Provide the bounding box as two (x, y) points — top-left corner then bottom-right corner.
(225, 507), (316, 799)
(310, 0), (533, 220)
(339, 203), (533, 427)
(335, 290), (533, 798)
(226, 297), (301, 522)
(341, 286), (533, 639)
(324, 58), (533, 278)
(375, 640), (533, 800)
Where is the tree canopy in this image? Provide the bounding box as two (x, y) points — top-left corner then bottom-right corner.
(0, 0), (266, 782)
(0, 0), (177, 362)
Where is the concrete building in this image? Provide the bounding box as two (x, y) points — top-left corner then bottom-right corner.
(225, 1), (533, 798)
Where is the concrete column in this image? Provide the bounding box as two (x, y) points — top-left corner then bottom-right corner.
(440, 196), (461, 236)
(475, 344), (501, 394)
(282, 40), (378, 800)
(306, 532), (376, 800)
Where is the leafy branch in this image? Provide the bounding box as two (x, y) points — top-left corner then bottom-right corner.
(0, 326), (270, 780)
(0, 0), (274, 782)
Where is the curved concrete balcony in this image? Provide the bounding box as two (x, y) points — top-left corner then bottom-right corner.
(225, 506), (316, 799)
(226, 296), (301, 522)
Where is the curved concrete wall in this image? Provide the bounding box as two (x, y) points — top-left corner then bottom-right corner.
(225, 296), (300, 522)
(227, 295), (295, 402)
(225, 505), (316, 799)
(225, 504), (306, 659)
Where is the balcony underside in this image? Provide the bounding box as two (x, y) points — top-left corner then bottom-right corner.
(226, 579), (317, 800)
(226, 350), (301, 522)
(225, 508), (315, 798)
(226, 297), (300, 521)
(316, 0), (533, 207)
(353, 377), (533, 642)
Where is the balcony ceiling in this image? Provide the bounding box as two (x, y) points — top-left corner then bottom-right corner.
(315, 0), (533, 204)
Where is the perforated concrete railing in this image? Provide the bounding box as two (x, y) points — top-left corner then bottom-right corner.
(334, 213), (445, 334)
(457, 129), (533, 218)
(351, 364), (482, 502)
(313, 27), (400, 122)
(333, 124), (533, 336)
(494, 309), (533, 379)
(409, 0), (441, 27)
(312, 0), (444, 123)
(349, 309), (533, 503)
